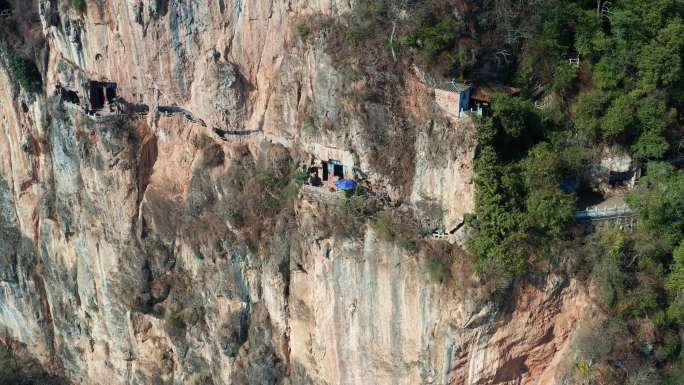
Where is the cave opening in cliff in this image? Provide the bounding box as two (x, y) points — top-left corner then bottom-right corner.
(57, 86), (80, 105)
(0, 0), (11, 14)
(87, 80), (117, 111)
(609, 170), (635, 187)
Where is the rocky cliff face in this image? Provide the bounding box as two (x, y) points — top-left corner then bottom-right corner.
(0, 1), (594, 384)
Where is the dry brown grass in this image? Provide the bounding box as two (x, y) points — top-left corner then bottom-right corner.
(419, 240), (478, 290)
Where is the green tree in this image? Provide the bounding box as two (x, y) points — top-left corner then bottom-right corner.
(491, 94), (539, 139)
(626, 162), (684, 251)
(521, 143), (563, 186)
(574, 90), (612, 139)
(8, 54), (42, 94)
(575, 14), (608, 61)
(632, 128), (669, 160)
(525, 187), (575, 239)
(521, 143), (575, 238)
(592, 55), (626, 91)
(630, 93), (673, 160)
(488, 94), (543, 160)
(467, 142), (530, 276)
(602, 94), (638, 138)
(637, 19), (684, 91)
(71, 0), (87, 13)
(416, 17), (459, 60)
(593, 230), (628, 306)
(666, 243), (684, 292)
(551, 61), (578, 99)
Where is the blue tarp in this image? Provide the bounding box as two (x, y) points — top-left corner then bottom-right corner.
(335, 179), (357, 191)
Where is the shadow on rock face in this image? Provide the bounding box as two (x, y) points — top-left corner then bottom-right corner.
(154, 0), (169, 17)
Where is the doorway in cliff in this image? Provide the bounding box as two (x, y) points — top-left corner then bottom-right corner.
(321, 161), (329, 181)
(333, 163), (344, 179)
(321, 160), (345, 182)
(0, 0), (11, 15)
(87, 80), (117, 110)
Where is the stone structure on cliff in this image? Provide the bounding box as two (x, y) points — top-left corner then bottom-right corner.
(434, 80), (472, 120)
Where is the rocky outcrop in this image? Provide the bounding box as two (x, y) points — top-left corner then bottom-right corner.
(0, 1), (593, 384)
(288, 208), (595, 385)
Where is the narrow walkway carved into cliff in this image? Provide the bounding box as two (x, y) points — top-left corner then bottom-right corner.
(156, 105), (263, 142)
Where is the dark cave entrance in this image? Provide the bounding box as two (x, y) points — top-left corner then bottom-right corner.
(87, 81), (117, 110)
(58, 86), (80, 105)
(0, 0), (11, 12)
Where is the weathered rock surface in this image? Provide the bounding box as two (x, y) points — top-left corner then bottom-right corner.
(0, 1), (594, 384)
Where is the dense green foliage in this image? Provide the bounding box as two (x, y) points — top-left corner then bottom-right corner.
(466, 95), (578, 276)
(567, 163), (684, 384)
(411, 17), (460, 61)
(466, 1), (684, 267)
(627, 163), (684, 252)
(8, 53), (42, 94)
(517, 0), (681, 157)
(70, 0), (86, 14)
(459, 2), (684, 379)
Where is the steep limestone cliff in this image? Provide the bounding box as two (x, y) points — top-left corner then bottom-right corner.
(0, 1), (594, 384)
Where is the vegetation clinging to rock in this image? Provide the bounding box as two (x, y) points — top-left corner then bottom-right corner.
(70, 0), (86, 14)
(8, 53), (42, 94)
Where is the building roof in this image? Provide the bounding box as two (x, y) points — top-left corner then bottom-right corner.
(471, 84), (522, 102)
(435, 80), (471, 93)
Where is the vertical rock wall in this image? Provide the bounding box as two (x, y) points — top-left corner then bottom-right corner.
(0, 1), (594, 384)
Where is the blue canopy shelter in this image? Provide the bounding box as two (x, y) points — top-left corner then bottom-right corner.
(335, 179), (357, 191)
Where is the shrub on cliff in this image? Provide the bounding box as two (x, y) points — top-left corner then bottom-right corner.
(70, 0), (86, 13)
(218, 146), (303, 249)
(426, 255), (450, 283)
(8, 53), (42, 94)
(311, 192), (381, 241)
(371, 211), (417, 251)
(407, 16), (460, 62)
(0, 343), (69, 385)
(295, 22), (310, 39)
